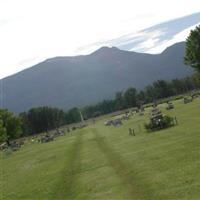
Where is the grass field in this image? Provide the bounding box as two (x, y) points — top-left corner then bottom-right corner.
(1, 99), (200, 200)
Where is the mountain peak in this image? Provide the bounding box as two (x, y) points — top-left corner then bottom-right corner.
(91, 46), (120, 56)
(161, 42), (185, 54)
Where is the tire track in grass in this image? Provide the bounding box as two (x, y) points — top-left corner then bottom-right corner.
(92, 128), (151, 200)
(51, 132), (83, 200)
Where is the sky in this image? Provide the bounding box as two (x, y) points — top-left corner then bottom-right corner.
(0, 0), (200, 79)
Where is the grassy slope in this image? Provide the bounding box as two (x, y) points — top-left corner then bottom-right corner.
(1, 99), (200, 200)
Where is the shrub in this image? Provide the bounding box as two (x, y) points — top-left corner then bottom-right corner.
(145, 115), (174, 132)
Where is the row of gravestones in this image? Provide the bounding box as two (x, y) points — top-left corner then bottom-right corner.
(104, 118), (123, 127)
(0, 140), (24, 152)
(104, 111), (133, 127)
(0, 128), (69, 152)
(44, 124), (88, 142)
(0, 122), (96, 153)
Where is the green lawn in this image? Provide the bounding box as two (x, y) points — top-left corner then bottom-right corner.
(1, 99), (200, 200)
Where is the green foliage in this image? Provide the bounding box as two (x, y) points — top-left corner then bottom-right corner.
(83, 100), (117, 119)
(20, 107), (66, 135)
(65, 107), (81, 124)
(0, 119), (7, 143)
(145, 115), (174, 132)
(19, 106), (83, 136)
(185, 25), (200, 79)
(123, 87), (137, 108)
(153, 80), (173, 98)
(0, 109), (22, 143)
(115, 91), (125, 110)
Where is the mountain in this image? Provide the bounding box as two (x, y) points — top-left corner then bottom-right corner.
(2, 42), (193, 113)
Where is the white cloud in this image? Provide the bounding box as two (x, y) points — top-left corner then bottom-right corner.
(130, 29), (166, 52)
(147, 23), (200, 54)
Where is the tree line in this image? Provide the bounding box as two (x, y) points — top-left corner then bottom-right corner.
(19, 107), (81, 136)
(0, 76), (199, 143)
(83, 75), (200, 119)
(0, 107), (81, 143)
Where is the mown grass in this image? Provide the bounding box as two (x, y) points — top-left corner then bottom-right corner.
(1, 98), (200, 199)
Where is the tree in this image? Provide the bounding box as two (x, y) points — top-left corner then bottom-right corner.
(65, 107), (81, 124)
(184, 25), (200, 80)
(115, 91), (125, 110)
(20, 107), (66, 135)
(124, 87), (137, 108)
(0, 109), (22, 143)
(152, 80), (173, 99)
(144, 85), (157, 102)
(171, 79), (185, 95)
(136, 90), (146, 106)
(0, 119), (7, 143)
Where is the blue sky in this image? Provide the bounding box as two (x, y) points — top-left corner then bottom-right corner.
(81, 12), (200, 54)
(0, 0), (200, 78)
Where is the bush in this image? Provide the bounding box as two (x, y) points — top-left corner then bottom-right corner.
(145, 115), (174, 132)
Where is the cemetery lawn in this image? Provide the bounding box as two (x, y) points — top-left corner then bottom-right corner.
(1, 99), (200, 200)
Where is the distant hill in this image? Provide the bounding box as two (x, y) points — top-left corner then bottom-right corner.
(2, 42), (193, 113)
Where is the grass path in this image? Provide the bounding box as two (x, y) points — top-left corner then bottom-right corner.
(92, 127), (149, 200)
(51, 132), (83, 199)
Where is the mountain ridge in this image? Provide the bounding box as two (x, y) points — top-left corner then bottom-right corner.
(2, 42), (193, 113)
